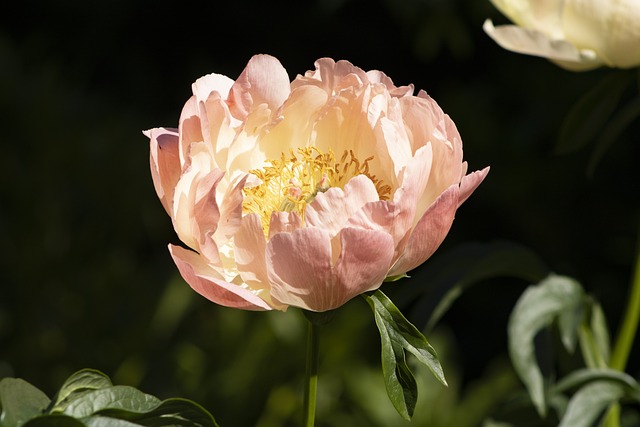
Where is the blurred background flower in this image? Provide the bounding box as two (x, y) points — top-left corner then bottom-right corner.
(484, 0), (640, 71)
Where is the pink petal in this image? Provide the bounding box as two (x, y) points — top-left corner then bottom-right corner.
(216, 174), (248, 241)
(227, 54), (291, 120)
(266, 227), (394, 312)
(169, 244), (273, 311)
(192, 72), (235, 103)
(458, 167), (490, 208)
(305, 175), (380, 237)
(266, 228), (333, 311)
(193, 169), (225, 262)
(178, 96), (204, 166)
(145, 127), (181, 215)
(388, 184), (459, 277)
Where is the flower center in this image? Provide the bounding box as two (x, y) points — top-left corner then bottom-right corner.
(242, 146), (390, 234)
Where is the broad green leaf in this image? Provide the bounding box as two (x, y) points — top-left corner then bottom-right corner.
(62, 386), (160, 418)
(23, 415), (87, 427)
(49, 369), (113, 413)
(508, 275), (585, 416)
(556, 71), (634, 154)
(83, 417), (141, 427)
(587, 96), (640, 175)
(101, 398), (219, 427)
(0, 378), (50, 427)
(558, 381), (626, 427)
(364, 290), (446, 420)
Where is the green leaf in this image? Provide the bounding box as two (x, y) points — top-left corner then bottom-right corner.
(49, 369), (114, 413)
(23, 415), (88, 427)
(100, 398), (219, 427)
(0, 378), (51, 427)
(364, 290), (446, 420)
(556, 71), (634, 154)
(552, 368), (638, 395)
(62, 386), (161, 418)
(508, 275), (585, 416)
(558, 381), (626, 427)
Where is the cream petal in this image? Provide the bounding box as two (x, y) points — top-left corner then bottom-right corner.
(388, 184), (459, 277)
(216, 174), (248, 242)
(145, 127), (181, 215)
(483, 20), (602, 70)
(305, 175), (380, 237)
(233, 214), (271, 292)
(227, 54), (291, 120)
(178, 96), (205, 166)
(266, 228), (333, 311)
(192, 72), (235, 103)
(169, 244), (273, 311)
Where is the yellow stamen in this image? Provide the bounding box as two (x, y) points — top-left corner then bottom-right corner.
(242, 146), (390, 234)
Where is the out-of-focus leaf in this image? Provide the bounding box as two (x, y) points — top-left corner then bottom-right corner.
(558, 381), (627, 427)
(556, 71), (634, 154)
(49, 369), (113, 413)
(23, 415), (87, 427)
(83, 417), (140, 427)
(397, 241), (549, 332)
(508, 275), (585, 416)
(364, 290), (446, 420)
(552, 368), (637, 395)
(587, 96), (640, 175)
(62, 386), (160, 418)
(589, 301), (611, 364)
(0, 378), (50, 427)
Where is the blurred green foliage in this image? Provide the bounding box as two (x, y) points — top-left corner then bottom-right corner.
(1, 0), (638, 425)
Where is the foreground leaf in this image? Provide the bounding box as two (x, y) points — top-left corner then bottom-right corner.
(62, 386), (161, 418)
(49, 369), (114, 413)
(0, 378), (50, 427)
(508, 275), (585, 416)
(364, 290), (446, 420)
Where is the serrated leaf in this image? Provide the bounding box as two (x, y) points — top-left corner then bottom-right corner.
(0, 378), (51, 427)
(508, 275), (585, 416)
(50, 369), (114, 413)
(23, 415), (88, 427)
(62, 386), (161, 418)
(556, 71), (634, 154)
(558, 381), (626, 427)
(364, 290), (446, 420)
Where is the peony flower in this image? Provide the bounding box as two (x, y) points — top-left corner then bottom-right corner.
(145, 55), (488, 312)
(483, 0), (640, 71)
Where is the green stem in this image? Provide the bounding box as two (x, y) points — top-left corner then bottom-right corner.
(303, 319), (319, 427)
(604, 225), (640, 427)
(610, 229), (640, 371)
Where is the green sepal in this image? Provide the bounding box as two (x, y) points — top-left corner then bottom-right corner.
(364, 290), (446, 420)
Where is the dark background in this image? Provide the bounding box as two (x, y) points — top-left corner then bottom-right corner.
(1, 1), (638, 426)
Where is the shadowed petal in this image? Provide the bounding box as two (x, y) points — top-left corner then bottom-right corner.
(169, 244), (273, 311)
(458, 167), (490, 208)
(146, 127), (180, 215)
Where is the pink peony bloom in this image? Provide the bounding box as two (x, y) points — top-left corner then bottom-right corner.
(145, 55), (489, 312)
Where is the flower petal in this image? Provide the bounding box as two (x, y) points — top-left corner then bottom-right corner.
(483, 19), (601, 70)
(458, 167), (490, 208)
(388, 184), (459, 277)
(227, 54), (291, 120)
(169, 244), (273, 311)
(145, 127), (181, 215)
(305, 175), (380, 237)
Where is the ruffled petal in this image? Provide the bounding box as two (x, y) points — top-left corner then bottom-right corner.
(458, 167), (490, 208)
(145, 127), (181, 215)
(227, 54), (291, 120)
(169, 244), (273, 311)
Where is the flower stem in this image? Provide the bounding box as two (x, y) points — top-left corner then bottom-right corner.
(303, 319), (319, 427)
(603, 225), (640, 427)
